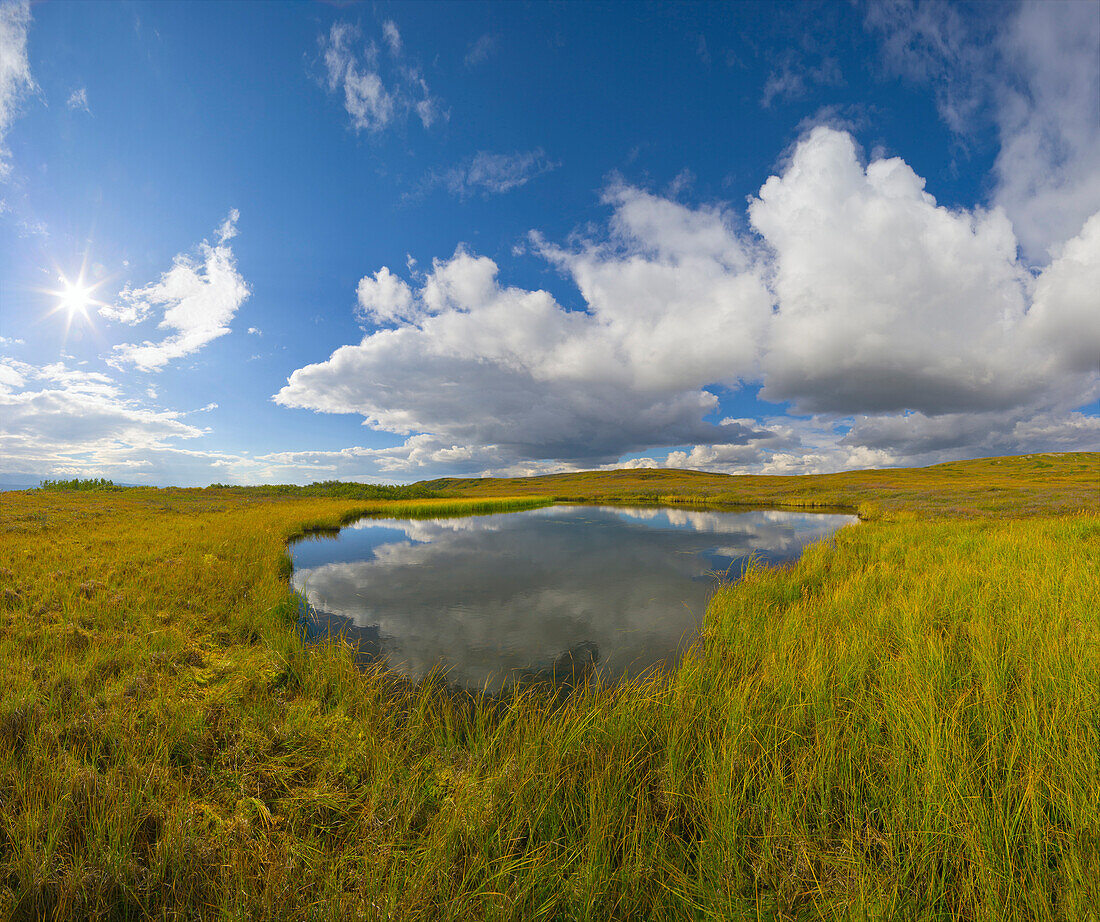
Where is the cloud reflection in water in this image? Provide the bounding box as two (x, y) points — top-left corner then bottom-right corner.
(291, 505), (855, 691)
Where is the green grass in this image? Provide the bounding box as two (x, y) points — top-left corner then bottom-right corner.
(1, 454), (1098, 920)
(37, 478), (121, 492)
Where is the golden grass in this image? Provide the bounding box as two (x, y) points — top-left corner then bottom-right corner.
(426, 451), (1100, 518)
(0, 454), (1097, 920)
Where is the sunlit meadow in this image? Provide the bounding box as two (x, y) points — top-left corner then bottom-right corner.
(1, 453), (1097, 920)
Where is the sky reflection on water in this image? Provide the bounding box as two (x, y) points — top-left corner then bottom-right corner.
(291, 505), (856, 691)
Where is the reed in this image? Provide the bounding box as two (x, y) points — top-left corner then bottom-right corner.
(0, 454), (1097, 920)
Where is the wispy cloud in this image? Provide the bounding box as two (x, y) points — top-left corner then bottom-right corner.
(102, 211), (250, 372)
(320, 20), (441, 133)
(464, 33), (496, 68)
(761, 50), (842, 108)
(0, 0), (35, 178)
(0, 358), (207, 477)
(381, 20), (401, 56)
(865, 0), (991, 135)
(422, 149), (558, 199)
(66, 86), (89, 114)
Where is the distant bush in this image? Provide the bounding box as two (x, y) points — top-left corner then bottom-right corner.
(206, 480), (439, 500)
(39, 477), (119, 491)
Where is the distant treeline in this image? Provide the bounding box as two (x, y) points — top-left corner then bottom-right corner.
(35, 478), (436, 499)
(207, 480), (438, 500)
(39, 478), (121, 491)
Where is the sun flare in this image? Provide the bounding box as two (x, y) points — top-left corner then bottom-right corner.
(43, 268), (106, 330)
(57, 277), (94, 317)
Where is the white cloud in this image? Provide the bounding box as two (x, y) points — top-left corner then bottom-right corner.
(750, 127), (1038, 415)
(867, 0), (1100, 260)
(381, 20), (401, 56)
(276, 126), (1099, 479)
(1023, 212), (1100, 375)
(66, 86), (89, 113)
(356, 266), (416, 325)
(761, 51), (842, 108)
(323, 22), (392, 132)
(215, 209), (239, 241)
(320, 21), (439, 133)
(101, 211), (250, 372)
(276, 186), (778, 468)
(277, 254), (772, 465)
(464, 33), (495, 68)
(840, 408), (1100, 459)
(993, 1), (1100, 260)
(0, 0), (34, 178)
(0, 359), (204, 475)
(0, 359), (338, 486)
(866, 0), (990, 135)
(427, 149), (559, 199)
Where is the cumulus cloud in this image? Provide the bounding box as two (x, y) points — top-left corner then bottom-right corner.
(277, 185), (779, 468)
(425, 149), (559, 199)
(0, 0), (34, 178)
(101, 211), (250, 372)
(842, 408), (1100, 459)
(1023, 212), (1100, 375)
(750, 127), (1037, 415)
(276, 126), (1098, 479)
(993, 1), (1100, 260)
(320, 20), (440, 133)
(867, 0), (1100, 260)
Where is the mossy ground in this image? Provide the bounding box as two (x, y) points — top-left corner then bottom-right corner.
(1, 454), (1097, 920)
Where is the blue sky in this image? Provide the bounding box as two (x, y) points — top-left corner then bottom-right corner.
(1, 0), (1097, 485)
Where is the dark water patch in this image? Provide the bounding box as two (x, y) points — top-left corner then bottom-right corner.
(292, 505), (856, 693)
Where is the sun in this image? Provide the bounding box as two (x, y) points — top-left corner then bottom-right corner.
(43, 267), (106, 328)
(57, 276), (95, 317)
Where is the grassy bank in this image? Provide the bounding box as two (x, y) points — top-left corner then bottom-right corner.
(426, 452), (1100, 518)
(1, 455), (1098, 919)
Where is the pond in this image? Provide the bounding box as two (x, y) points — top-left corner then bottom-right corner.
(291, 504), (856, 692)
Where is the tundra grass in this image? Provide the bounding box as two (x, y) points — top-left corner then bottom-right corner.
(425, 451), (1100, 519)
(0, 455), (1098, 920)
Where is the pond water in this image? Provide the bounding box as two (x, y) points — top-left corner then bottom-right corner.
(291, 505), (856, 692)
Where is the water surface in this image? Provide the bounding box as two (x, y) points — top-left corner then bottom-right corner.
(291, 505), (855, 691)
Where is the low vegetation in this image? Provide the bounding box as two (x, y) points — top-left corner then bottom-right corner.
(426, 452), (1099, 518)
(37, 478), (121, 492)
(207, 480), (441, 501)
(1, 453), (1097, 920)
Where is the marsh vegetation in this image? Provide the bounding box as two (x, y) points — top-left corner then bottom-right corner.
(0, 453), (1097, 919)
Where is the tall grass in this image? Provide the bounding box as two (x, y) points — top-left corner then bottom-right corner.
(0, 456), (1098, 919)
